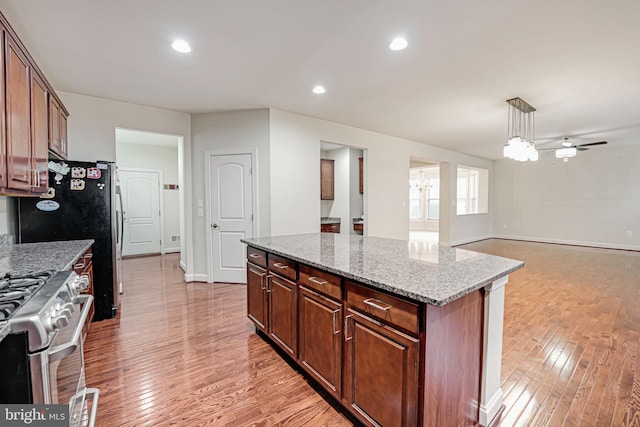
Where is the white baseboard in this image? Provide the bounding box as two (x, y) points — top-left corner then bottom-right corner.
(163, 247), (181, 254)
(451, 235), (494, 247)
(479, 388), (504, 426)
(184, 273), (208, 283)
(179, 260), (186, 272)
(493, 234), (640, 252)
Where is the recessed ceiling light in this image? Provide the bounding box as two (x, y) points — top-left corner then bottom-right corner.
(171, 39), (191, 53)
(389, 37), (408, 51)
(312, 85), (326, 95)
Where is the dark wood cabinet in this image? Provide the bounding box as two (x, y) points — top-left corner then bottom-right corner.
(298, 286), (342, 397)
(268, 274), (297, 356)
(245, 244), (485, 426)
(320, 159), (334, 200)
(0, 11), (69, 196)
(247, 262), (268, 331)
(73, 248), (95, 339)
(320, 223), (340, 233)
(343, 309), (419, 427)
(30, 71), (49, 192)
(48, 95), (68, 159)
(5, 34), (32, 192)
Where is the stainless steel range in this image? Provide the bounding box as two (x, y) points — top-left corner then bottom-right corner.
(0, 270), (99, 427)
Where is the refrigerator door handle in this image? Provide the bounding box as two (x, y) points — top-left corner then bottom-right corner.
(118, 195), (124, 252)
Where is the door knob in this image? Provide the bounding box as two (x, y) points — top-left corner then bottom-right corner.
(212, 223), (220, 229)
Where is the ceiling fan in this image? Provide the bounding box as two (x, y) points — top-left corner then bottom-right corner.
(539, 137), (608, 162)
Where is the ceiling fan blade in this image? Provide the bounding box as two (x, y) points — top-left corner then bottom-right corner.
(576, 147), (589, 151)
(576, 141), (608, 148)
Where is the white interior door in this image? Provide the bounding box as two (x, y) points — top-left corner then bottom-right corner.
(120, 168), (162, 256)
(209, 153), (253, 283)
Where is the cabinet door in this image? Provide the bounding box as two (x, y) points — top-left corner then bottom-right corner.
(59, 111), (68, 158)
(5, 33), (32, 191)
(247, 263), (268, 331)
(320, 159), (334, 200)
(268, 274), (297, 356)
(343, 309), (419, 427)
(30, 71), (48, 192)
(298, 286), (342, 397)
(0, 25), (5, 188)
(48, 96), (62, 155)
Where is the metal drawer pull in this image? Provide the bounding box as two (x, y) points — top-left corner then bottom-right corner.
(308, 277), (328, 285)
(344, 315), (353, 341)
(74, 262), (86, 270)
(332, 310), (340, 335)
(249, 253), (261, 259)
(273, 262), (288, 269)
(363, 298), (392, 311)
(84, 253), (93, 260)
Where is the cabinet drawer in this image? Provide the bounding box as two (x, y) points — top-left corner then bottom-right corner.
(247, 247), (267, 268)
(268, 254), (297, 281)
(320, 223), (340, 233)
(299, 265), (341, 301)
(346, 281), (419, 335)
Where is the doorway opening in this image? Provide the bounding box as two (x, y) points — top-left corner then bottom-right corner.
(320, 141), (366, 236)
(409, 160), (439, 243)
(115, 128), (184, 258)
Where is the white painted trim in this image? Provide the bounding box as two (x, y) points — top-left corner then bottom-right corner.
(184, 273), (208, 283)
(204, 148), (258, 283)
(479, 388), (504, 427)
(479, 277), (507, 427)
(163, 247), (181, 254)
(493, 234), (640, 252)
(179, 260), (186, 272)
(119, 167), (165, 255)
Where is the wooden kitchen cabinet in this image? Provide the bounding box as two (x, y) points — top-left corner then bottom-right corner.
(0, 11), (69, 196)
(268, 273), (297, 356)
(320, 223), (340, 233)
(247, 262), (268, 332)
(73, 247), (95, 339)
(343, 308), (419, 427)
(298, 286), (342, 398)
(49, 95), (68, 159)
(320, 159), (334, 200)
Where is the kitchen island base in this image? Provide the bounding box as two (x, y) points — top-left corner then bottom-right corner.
(243, 234), (522, 427)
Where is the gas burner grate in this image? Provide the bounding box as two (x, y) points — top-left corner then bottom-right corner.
(0, 270), (55, 320)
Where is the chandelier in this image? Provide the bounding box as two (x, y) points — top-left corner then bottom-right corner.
(503, 97), (538, 162)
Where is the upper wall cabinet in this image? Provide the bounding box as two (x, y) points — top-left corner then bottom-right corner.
(320, 159), (334, 200)
(0, 11), (69, 196)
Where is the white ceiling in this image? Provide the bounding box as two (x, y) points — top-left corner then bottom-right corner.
(2, 0), (639, 159)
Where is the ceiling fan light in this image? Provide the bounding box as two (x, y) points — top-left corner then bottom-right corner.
(555, 147), (577, 159)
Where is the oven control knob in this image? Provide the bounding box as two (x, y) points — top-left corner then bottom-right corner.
(52, 315), (69, 330)
(61, 302), (75, 314)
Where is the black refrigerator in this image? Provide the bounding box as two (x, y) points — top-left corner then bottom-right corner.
(16, 160), (123, 321)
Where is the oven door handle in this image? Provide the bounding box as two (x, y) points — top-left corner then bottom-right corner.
(69, 387), (100, 427)
(48, 295), (93, 362)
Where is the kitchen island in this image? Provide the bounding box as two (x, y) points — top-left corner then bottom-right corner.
(242, 233), (524, 427)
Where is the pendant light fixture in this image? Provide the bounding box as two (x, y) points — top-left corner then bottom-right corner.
(503, 97), (538, 162)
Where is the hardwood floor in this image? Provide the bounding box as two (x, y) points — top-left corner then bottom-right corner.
(84, 240), (640, 426)
(458, 239), (640, 427)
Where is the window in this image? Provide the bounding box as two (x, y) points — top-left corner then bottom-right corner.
(409, 168), (439, 221)
(456, 166), (488, 215)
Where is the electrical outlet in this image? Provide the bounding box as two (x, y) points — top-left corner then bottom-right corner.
(171, 235), (180, 242)
(626, 230), (633, 237)
(503, 224), (508, 229)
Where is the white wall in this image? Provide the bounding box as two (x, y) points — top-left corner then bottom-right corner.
(493, 144), (640, 250)
(190, 109), (271, 279)
(269, 109), (494, 243)
(58, 92), (193, 272)
(116, 143), (181, 253)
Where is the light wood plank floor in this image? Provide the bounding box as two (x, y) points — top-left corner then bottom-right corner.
(84, 239), (640, 426)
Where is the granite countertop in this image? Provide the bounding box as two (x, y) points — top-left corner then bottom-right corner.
(321, 217), (341, 225)
(242, 233), (524, 306)
(0, 239), (94, 276)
